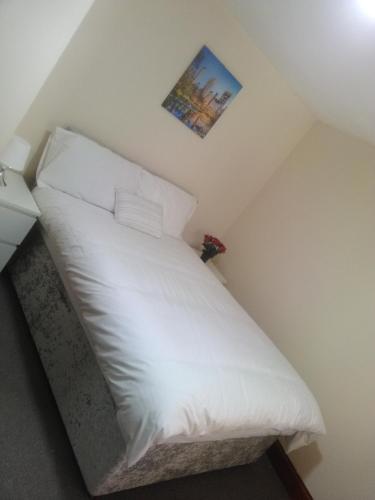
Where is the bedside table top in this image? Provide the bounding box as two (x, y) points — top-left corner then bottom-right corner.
(193, 248), (227, 285)
(206, 259), (227, 285)
(0, 171), (40, 218)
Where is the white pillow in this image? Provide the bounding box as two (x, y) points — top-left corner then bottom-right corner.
(137, 170), (197, 239)
(37, 127), (141, 212)
(115, 190), (163, 238)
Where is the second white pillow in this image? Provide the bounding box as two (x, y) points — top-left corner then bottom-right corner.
(114, 190), (163, 238)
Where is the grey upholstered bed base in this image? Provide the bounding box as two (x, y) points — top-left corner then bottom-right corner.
(8, 227), (276, 496)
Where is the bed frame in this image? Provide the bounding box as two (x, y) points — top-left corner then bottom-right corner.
(8, 226), (276, 496)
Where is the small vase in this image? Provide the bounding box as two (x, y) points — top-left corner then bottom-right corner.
(201, 247), (218, 263)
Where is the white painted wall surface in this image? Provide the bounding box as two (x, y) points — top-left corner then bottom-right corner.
(16, 0), (313, 244)
(0, 0), (94, 149)
(220, 122), (375, 500)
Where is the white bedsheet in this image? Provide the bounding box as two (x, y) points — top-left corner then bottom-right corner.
(33, 186), (325, 466)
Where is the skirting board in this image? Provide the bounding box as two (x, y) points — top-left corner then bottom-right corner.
(267, 441), (313, 500)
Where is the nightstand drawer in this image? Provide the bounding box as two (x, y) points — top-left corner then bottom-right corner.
(0, 241), (16, 271)
(0, 205), (35, 245)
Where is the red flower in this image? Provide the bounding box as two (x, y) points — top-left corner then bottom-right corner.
(202, 234), (226, 254)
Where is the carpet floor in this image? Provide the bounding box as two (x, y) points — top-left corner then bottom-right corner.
(0, 273), (289, 500)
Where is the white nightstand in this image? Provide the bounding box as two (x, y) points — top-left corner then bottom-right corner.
(0, 170), (40, 272)
(194, 248), (227, 285)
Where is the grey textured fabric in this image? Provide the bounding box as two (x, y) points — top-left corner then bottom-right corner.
(9, 228), (276, 496)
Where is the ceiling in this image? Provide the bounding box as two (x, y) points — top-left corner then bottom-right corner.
(226, 0), (375, 146)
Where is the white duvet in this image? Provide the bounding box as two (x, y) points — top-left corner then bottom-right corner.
(33, 186), (325, 466)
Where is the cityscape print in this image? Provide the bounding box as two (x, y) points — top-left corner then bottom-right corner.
(162, 46), (242, 138)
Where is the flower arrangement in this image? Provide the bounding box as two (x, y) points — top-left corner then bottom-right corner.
(201, 234), (226, 263)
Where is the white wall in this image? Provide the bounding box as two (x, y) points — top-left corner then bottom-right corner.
(16, 0), (313, 244)
(220, 122), (375, 500)
(0, 0), (94, 149)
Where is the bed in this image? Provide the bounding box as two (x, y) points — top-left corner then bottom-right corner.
(9, 128), (325, 496)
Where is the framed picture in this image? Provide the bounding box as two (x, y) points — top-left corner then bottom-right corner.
(162, 46), (242, 138)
